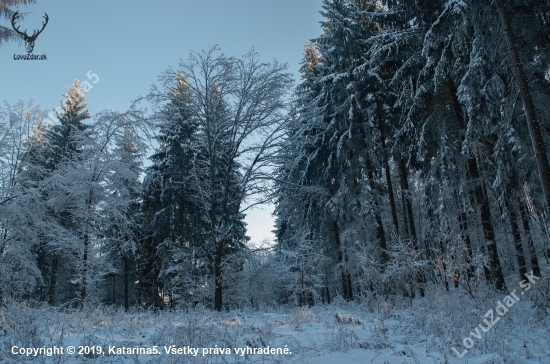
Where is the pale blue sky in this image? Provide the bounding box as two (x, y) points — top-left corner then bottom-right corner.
(0, 0), (324, 244)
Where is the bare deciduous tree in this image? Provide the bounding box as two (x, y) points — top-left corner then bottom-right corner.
(151, 46), (293, 311)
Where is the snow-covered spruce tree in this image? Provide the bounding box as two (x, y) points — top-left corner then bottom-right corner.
(76, 106), (150, 307)
(273, 1), (368, 303)
(64, 106), (149, 307)
(491, 0), (550, 274)
(10, 81), (150, 307)
(347, 0), (449, 297)
(189, 93), (249, 310)
(390, 0), (550, 294)
(276, 0), (392, 301)
(140, 75), (210, 308)
(27, 80), (92, 305)
(393, 2), (484, 291)
(137, 167), (165, 308)
(144, 46), (292, 311)
(273, 41), (335, 305)
(98, 107), (148, 310)
(275, 0), (445, 303)
(494, 0), (550, 211)
(273, 0), (550, 306)
(487, 0), (550, 281)
(436, 0), (549, 291)
(275, 17), (360, 303)
(387, 0), (507, 291)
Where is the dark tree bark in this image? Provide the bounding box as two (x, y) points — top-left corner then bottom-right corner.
(124, 256), (129, 311)
(477, 183), (506, 291)
(112, 273), (116, 305)
(376, 101), (399, 234)
(496, 0), (550, 211)
(448, 78), (483, 282)
(448, 77), (506, 290)
(458, 212), (474, 279)
(399, 157), (417, 244)
(81, 232), (89, 303)
(439, 240), (449, 291)
(214, 239), (223, 311)
(48, 255), (57, 305)
(352, 88), (389, 267)
(508, 204), (528, 281)
(138, 200), (152, 305)
(399, 157), (425, 296)
(334, 221), (353, 301)
(520, 202), (541, 277)
(212, 167), (223, 311)
(364, 154), (389, 266)
(154, 257), (163, 309)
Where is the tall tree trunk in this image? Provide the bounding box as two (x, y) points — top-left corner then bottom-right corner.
(448, 77), (505, 290)
(439, 240), (449, 291)
(363, 148), (389, 267)
(214, 239), (223, 311)
(81, 232), (89, 303)
(496, 0), (550, 210)
(508, 203), (528, 281)
(478, 182), (507, 291)
(124, 256), (129, 311)
(458, 212), (474, 278)
(352, 89), (389, 266)
(151, 251), (163, 309)
(365, 155), (389, 266)
(138, 200), (152, 305)
(401, 190), (410, 237)
(179, 187), (185, 238)
(334, 221), (353, 301)
(376, 101), (399, 234)
(520, 202), (541, 277)
(399, 157), (425, 296)
(447, 76), (496, 289)
(0, 230), (7, 258)
(112, 273), (116, 305)
(466, 164), (493, 285)
(211, 178), (223, 311)
(399, 157), (416, 242)
(541, 210), (550, 263)
(48, 255), (57, 305)
(325, 286), (331, 304)
(81, 190), (94, 305)
(398, 157), (418, 245)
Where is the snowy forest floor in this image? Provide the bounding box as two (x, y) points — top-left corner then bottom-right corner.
(1, 282), (549, 364)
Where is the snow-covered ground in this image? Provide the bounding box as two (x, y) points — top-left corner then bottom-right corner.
(1, 286), (549, 363)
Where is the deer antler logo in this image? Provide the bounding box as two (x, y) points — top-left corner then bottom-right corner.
(11, 11), (49, 54)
